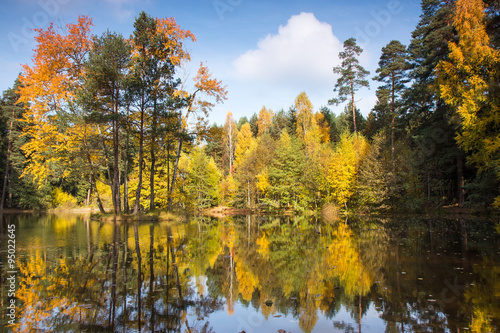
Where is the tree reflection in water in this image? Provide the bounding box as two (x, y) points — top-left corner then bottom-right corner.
(0, 214), (498, 332)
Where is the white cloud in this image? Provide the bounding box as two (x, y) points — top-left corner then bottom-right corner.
(104, 0), (138, 21)
(232, 12), (343, 85)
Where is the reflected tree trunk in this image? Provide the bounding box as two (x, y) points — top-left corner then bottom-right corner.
(149, 224), (155, 332)
(122, 224), (129, 332)
(109, 222), (119, 329)
(396, 243), (404, 332)
(359, 294), (362, 333)
(134, 223), (142, 332)
(168, 227), (183, 304)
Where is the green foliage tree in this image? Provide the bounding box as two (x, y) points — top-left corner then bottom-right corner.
(267, 130), (305, 209)
(329, 38), (370, 133)
(79, 30), (132, 215)
(405, 0), (466, 206)
(373, 40), (410, 168)
(186, 147), (221, 208)
(356, 134), (393, 210)
(234, 134), (274, 208)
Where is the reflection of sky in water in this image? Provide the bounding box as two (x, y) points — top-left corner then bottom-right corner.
(1, 214), (498, 332)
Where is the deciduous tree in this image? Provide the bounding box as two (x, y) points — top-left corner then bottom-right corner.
(437, 0), (500, 205)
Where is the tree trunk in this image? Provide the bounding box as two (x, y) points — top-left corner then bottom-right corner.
(351, 79), (357, 133)
(124, 103), (130, 214)
(134, 102), (145, 215)
(391, 115), (395, 172)
(168, 126), (183, 211)
(113, 116), (121, 215)
(86, 176), (92, 206)
(123, 172), (129, 214)
(150, 98), (157, 211)
(457, 154), (465, 207)
(150, 148), (155, 211)
(1, 106), (14, 213)
(167, 141), (170, 193)
(391, 73), (396, 172)
(93, 177), (106, 214)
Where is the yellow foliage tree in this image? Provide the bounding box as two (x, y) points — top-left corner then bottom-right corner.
(295, 92), (315, 141)
(257, 106), (273, 136)
(324, 133), (369, 209)
(437, 0), (500, 204)
(315, 112), (331, 143)
(234, 122), (255, 169)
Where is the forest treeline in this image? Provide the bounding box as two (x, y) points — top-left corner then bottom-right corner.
(0, 0), (499, 214)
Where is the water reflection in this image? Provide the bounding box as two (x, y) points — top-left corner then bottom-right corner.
(0, 214), (498, 332)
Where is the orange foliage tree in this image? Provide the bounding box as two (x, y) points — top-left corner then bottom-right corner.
(18, 16), (93, 187)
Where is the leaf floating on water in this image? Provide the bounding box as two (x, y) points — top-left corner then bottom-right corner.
(273, 314), (282, 318)
(278, 330), (291, 333)
(265, 300), (273, 307)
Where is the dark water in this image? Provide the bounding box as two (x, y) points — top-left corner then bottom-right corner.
(0, 214), (498, 333)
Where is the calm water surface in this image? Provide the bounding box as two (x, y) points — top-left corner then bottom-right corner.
(0, 214), (498, 332)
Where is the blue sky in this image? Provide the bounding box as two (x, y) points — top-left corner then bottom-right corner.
(0, 0), (422, 125)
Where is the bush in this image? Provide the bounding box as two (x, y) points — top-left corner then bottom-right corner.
(51, 188), (78, 208)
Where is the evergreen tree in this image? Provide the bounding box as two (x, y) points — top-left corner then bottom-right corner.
(248, 112), (258, 137)
(405, 0), (466, 206)
(269, 108), (294, 139)
(267, 130), (305, 209)
(338, 101), (366, 135)
(329, 38), (370, 133)
(80, 31), (132, 215)
(373, 40), (410, 168)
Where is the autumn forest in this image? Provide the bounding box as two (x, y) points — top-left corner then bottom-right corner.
(1, 0), (499, 215)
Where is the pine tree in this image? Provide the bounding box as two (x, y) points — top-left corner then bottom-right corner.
(373, 40), (410, 168)
(329, 38), (370, 133)
(80, 31), (132, 215)
(267, 130), (305, 209)
(405, 0), (466, 206)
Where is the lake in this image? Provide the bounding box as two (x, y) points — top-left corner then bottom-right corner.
(0, 214), (498, 332)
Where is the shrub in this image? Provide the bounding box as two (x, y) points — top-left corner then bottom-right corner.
(51, 188), (78, 208)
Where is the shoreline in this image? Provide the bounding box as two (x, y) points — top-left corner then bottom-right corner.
(0, 204), (497, 220)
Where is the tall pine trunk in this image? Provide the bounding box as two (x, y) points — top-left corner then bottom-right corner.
(351, 79), (357, 133)
(134, 96), (145, 215)
(149, 98), (157, 211)
(113, 115), (121, 215)
(391, 73), (396, 172)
